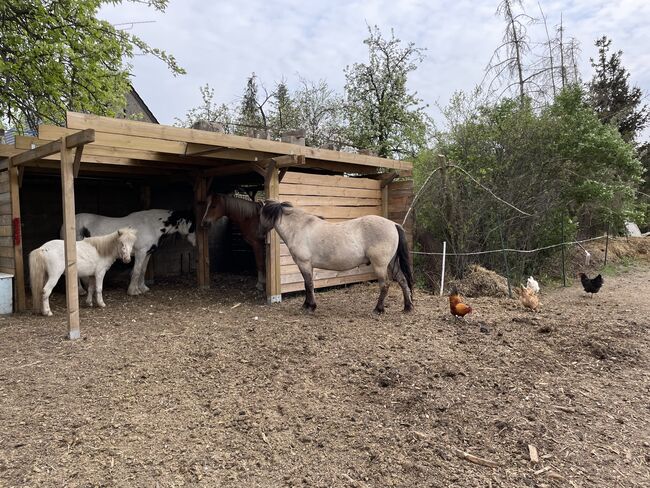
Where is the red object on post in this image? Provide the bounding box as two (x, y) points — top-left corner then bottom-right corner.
(13, 218), (21, 246)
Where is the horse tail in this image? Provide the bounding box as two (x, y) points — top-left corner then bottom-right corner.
(29, 249), (46, 314)
(394, 224), (414, 291)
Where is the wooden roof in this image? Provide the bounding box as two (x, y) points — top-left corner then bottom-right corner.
(0, 112), (412, 178)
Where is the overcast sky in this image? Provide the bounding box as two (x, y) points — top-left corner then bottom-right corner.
(100, 0), (650, 132)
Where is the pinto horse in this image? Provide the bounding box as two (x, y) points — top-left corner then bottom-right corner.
(260, 201), (414, 313)
(30, 228), (138, 316)
(201, 193), (266, 290)
(66, 210), (196, 295)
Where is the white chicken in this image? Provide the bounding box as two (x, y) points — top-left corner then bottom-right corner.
(526, 276), (540, 294)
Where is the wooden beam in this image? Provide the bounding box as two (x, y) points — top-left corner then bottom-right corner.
(203, 162), (259, 178)
(185, 143), (229, 156)
(7, 161), (25, 311)
(72, 146), (84, 178)
(60, 138), (81, 339)
(194, 177), (210, 289)
(265, 161), (281, 304)
(10, 139), (61, 167)
(63, 128), (95, 148)
(380, 171), (398, 188)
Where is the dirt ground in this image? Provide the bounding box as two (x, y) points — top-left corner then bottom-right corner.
(1, 266), (649, 488)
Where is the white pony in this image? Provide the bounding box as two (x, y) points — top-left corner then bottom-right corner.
(62, 209), (196, 296)
(30, 228), (138, 316)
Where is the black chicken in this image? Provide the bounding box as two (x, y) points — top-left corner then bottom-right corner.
(579, 273), (603, 297)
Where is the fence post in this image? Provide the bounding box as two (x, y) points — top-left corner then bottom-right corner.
(440, 241), (447, 296)
(499, 225), (512, 298)
(561, 214), (566, 288)
(603, 226), (609, 266)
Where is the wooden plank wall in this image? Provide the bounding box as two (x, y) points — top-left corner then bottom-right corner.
(387, 179), (415, 250)
(278, 172), (383, 293)
(0, 171), (14, 275)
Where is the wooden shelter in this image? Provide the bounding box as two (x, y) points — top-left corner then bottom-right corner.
(0, 112), (413, 338)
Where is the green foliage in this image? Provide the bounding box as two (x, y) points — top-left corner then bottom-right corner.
(414, 86), (645, 279)
(587, 36), (649, 143)
(174, 84), (237, 133)
(0, 0), (184, 132)
(343, 26), (430, 158)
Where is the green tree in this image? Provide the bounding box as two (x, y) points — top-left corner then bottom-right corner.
(268, 80), (300, 137)
(588, 36), (649, 143)
(294, 78), (344, 148)
(237, 73), (271, 135)
(175, 84), (236, 133)
(0, 0), (184, 132)
(343, 26), (430, 158)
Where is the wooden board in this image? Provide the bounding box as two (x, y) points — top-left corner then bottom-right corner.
(66, 112), (412, 171)
(279, 184), (380, 199)
(276, 195), (382, 207)
(282, 273), (377, 293)
(280, 172), (381, 189)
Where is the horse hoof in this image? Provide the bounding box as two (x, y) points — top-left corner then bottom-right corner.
(373, 307), (385, 315)
(44, 311), (53, 317)
(403, 305), (414, 313)
(140, 286), (150, 293)
(98, 303), (106, 308)
(302, 303), (316, 313)
(127, 289), (140, 296)
(79, 289), (87, 296)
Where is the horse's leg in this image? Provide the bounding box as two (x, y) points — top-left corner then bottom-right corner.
(78, 277), (87, 296)
(41, 273), (60, 317)
(296, 261), (316, 312)
(95, 268), (108, 308)
(392, 266), (414, 313)
(128, 250), (147, 296)
(252, 242), (265, 291)
(85, 276), (96, 307)
(373, 264), (390, 314)
(138, 254), (152, 293)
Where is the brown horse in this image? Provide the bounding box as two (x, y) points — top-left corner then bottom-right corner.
(201, 193), (265, 290)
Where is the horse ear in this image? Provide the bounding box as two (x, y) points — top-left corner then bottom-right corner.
(118, 229), (123, 237)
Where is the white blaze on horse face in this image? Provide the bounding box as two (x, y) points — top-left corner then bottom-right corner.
(201, 195), (213, 227)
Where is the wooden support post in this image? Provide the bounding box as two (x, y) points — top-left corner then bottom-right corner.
(194, 177), (210, 289)
(381, 185), (389, 218)
(7, 161), (26, 312)
(265, 161), (281, 303)
(60, 139), (80, 339)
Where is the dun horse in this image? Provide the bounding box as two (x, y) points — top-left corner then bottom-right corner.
(30, 228), (138, 316)
(260, 201), (414, 313)
(201, 194), (265, 290)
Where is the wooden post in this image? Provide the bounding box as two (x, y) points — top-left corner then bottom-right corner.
(499, 224), (512, 299)
(194, 177), (210, 289)
(381, 184), (389, 218)
(560, 214), (566, 288)
(60, 139), (80, 339)
(7, 161), (26, 311)
(440, 241), (447, 296)
(604, 225), (610, 267)
(265, 161), (281, 303)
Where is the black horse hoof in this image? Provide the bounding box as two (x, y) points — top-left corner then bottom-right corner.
(403, 305), (414, 313)
(373, 307), (385, 315)
(302, 303), (316, 313)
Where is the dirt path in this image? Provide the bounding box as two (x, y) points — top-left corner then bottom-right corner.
(1, 266), (648, 487)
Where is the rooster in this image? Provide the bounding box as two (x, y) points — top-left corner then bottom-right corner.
(579, 273), (603, 297)
(449, 286), (473, 319)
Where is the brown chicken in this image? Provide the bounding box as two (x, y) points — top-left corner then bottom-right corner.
(449, 287), (473, 319)
(517, 284), (540, 311)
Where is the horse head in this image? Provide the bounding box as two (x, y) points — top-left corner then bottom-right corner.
(201, 194), (226, 227)
(117, 227), (138, 263)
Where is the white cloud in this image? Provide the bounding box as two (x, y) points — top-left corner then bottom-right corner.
(100, 0), (650, 135)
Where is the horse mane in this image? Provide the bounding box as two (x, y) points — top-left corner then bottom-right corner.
(261, 200), (293, 227)
(218, 194), (262, 219)
(84, 227), (137, 257)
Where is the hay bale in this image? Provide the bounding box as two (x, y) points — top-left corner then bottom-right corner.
(450, 264), (509, 298)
